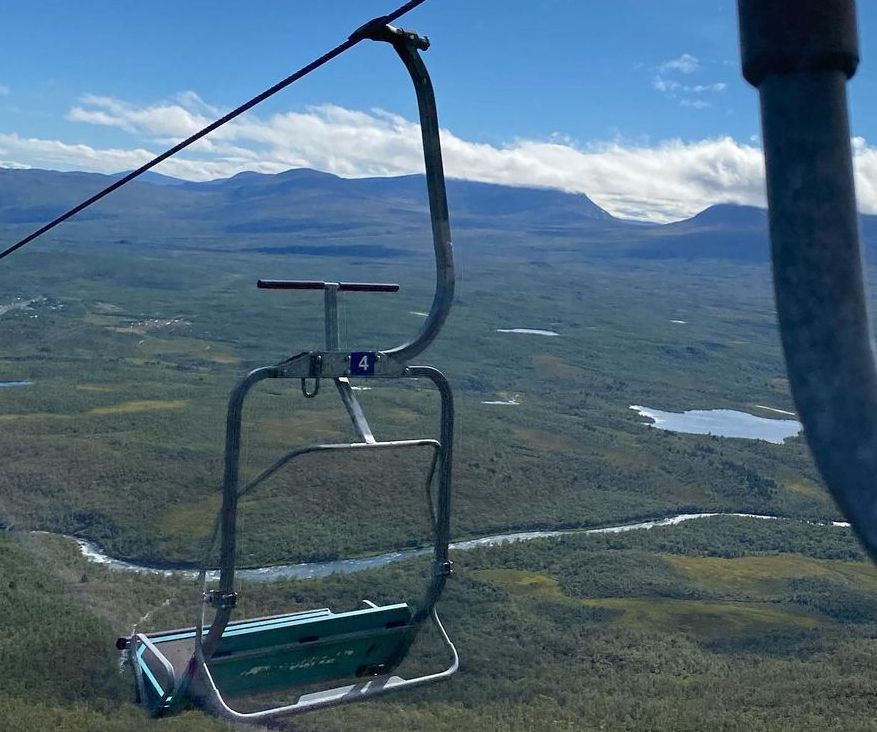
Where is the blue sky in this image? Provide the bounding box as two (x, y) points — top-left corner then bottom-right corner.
(2, 0), (877, 221)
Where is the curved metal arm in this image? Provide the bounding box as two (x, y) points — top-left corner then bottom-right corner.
(366, 25), (455, 363)
(738, 0), (877, 559)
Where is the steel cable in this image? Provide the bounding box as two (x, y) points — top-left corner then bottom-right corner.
(0, 0), (430, 261)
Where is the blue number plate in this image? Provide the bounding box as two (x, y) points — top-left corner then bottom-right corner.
(349, 351), (376, 376)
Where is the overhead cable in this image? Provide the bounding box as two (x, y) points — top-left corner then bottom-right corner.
(0, 0), (429, 261)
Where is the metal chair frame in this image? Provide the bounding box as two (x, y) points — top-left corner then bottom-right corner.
(126, 21), (460, 720)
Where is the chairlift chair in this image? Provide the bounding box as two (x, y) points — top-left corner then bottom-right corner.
(118, 22), (459, 722)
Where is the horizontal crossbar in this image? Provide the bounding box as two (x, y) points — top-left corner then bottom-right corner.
(257, 280), (399, 292)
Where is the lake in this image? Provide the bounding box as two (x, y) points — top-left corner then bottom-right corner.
(630, 404), (802, 444)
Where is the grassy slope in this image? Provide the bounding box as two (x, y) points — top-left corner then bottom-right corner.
(1, 229), (876, 729)
(4, 517), (877, 730)
(0, 242), (836, 566)
(0, 533), (234, 732)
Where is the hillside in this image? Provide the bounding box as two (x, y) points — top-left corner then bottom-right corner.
(2, 165), (877, 730)
(6, 167), (877, 265)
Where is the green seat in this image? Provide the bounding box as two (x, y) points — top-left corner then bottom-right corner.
(135, 603), (416, 713)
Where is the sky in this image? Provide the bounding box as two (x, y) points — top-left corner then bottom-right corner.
(2, 0), (877, 222)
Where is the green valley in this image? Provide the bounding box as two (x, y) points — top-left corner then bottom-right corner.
(1, 168), (875, 729)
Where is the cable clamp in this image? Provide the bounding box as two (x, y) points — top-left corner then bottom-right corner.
(203, 590), (238, 609)
(435, 559), (454, 577)
(349, 15), (390, 42)
(351, 20), (430, 51)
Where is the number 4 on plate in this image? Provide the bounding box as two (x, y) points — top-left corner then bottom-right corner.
(349, 351), (376, 376)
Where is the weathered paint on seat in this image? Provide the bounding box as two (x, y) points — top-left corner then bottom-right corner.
(136, 603), (416, 711)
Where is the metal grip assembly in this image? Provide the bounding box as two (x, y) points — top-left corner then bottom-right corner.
(739, 0), (859, 86)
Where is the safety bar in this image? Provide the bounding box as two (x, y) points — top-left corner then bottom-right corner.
(257, 277), (398, 440)
(257, 280), (400, 292)
(199, 364), (453, 661)
(738, 0), (877, 560)
(236, 439), (440, 499)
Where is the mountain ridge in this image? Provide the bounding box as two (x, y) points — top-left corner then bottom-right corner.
(2, 167), (875, 262)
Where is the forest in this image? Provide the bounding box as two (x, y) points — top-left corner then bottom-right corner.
(1, 177), (876, 729)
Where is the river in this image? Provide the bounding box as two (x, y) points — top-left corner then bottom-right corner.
(56, 512), (849, 583)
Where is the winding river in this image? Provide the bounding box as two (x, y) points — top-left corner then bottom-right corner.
(59, 512), (850, 583)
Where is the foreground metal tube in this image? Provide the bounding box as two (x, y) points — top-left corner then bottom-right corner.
(738, 0), (877, 558)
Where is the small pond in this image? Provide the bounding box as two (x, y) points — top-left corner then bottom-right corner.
(496, 328), (560, 336)
(482, 395), (520, 405)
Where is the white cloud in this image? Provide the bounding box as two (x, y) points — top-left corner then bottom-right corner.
(67, 94), (212, 138)
(688, 82), (727, 93)
(652, 75), (726, 110)
(659, 54), (700, 75)
(4, 92), (877, 223)
(0, 132), (154, 170)
(0, 131), (276, 181)
(0, 116), (759, 222)
(653, 55), (725, 110)
(173, 91), (220, 117)
(0, 84), (10, 96)
(652, 77), (680, 93)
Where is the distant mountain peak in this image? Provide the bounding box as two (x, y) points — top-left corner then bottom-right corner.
(115, 170), (187, 186)
(683, 203), (767, 227)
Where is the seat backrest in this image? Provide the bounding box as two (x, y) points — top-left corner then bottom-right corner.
(140, 603), (417, 698)
(209, 603), (416, 694)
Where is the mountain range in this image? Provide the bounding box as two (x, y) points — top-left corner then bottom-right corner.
(1, 166), (873, 263)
